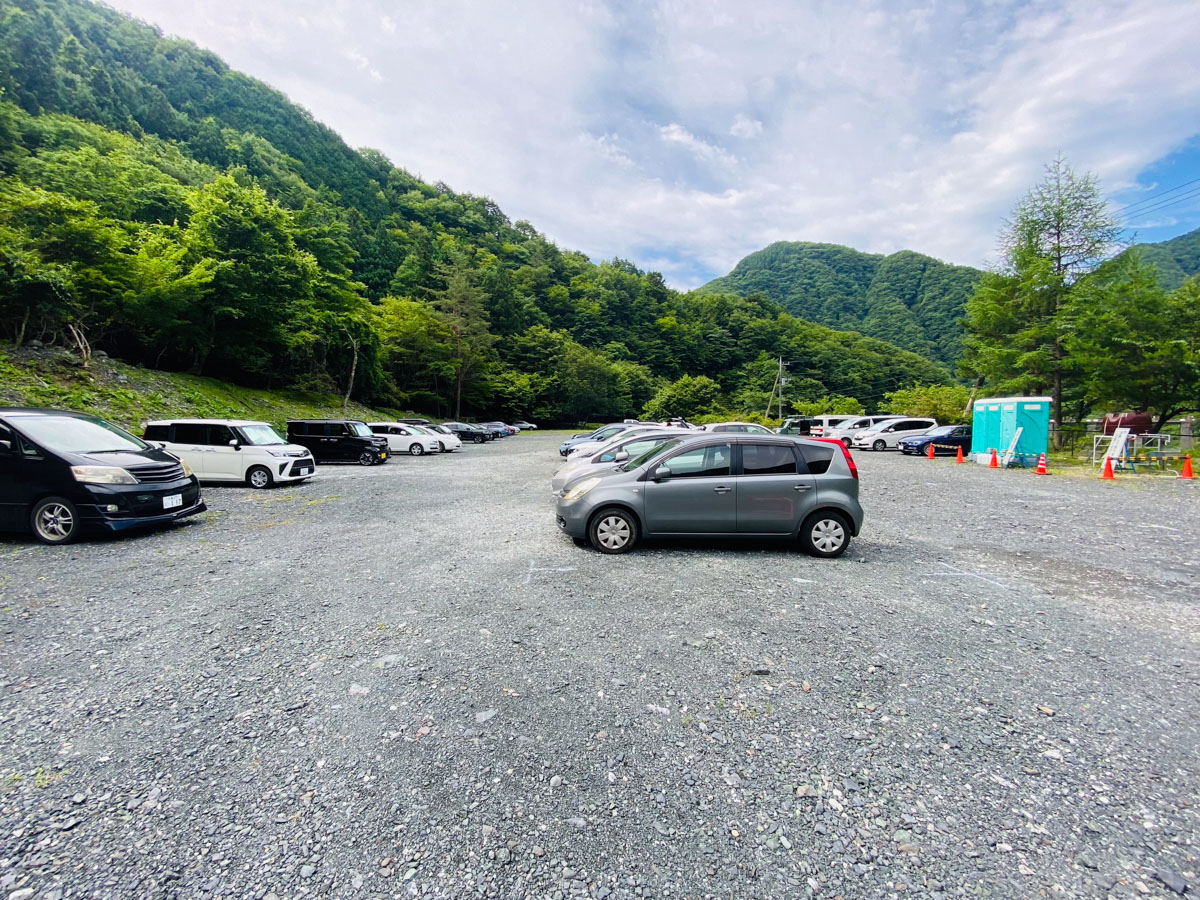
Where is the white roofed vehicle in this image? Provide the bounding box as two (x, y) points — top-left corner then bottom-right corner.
(367, 422), (441, 456)
(851, 417), (938, 451)
(143, 419), (316, 489)
(552, 429), (690, 493)
(412, 423), (461, 452)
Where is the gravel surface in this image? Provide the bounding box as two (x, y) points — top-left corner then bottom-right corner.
(1, 435), (1197, 899)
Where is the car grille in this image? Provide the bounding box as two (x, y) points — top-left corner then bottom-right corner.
(288, 460), (314, 476)
(129, 462), (186, 483)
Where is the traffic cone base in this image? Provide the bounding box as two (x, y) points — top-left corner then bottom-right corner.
(955, 447), (965, 464)
(1035, 453), (1048, 476)
(1181, 455), (1194, 480)
(988, 449), (999, 469)
(1100, 456), (1115, 480)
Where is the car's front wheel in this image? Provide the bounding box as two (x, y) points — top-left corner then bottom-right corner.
(589, 507), (638, 554)
(474, 435), (485, 444)
(409, 443), (424, 456)
(799, 511), (851, 558)
(358, 451), (376, 466)
(872, 439), (886, 451)
(437, 441), (447, 452)
(31, 496), (80, 545)
(246, 465), (273, 489)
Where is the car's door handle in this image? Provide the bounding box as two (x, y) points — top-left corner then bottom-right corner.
(713, 486), (731, 494)
(793, 484), (813, 491)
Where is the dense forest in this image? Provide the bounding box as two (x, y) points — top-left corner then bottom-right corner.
(698, 242), (983, 366)
(0, 0), (951, 423)
(1113, 226), (1200, 292)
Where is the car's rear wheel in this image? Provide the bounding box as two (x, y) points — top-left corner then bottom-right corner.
(409, 443), (424, 456)
(474, 435), (485, 444)
(358, 451), (376, 466)
(799, 511), (850, 558)
(246, 465), (273, 489)
(589, 507), (638, 554)
(872, 439), (886, 451)
(31, 496), (80, 545)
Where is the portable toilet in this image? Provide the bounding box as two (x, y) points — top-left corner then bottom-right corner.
(972, 396), (1051, 464)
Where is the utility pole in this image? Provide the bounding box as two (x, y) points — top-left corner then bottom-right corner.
(763, 357), (787, 420)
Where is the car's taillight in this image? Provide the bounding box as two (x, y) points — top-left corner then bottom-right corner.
(812, 437), (859, 480)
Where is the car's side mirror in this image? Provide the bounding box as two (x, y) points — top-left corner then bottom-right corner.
(229, 439), (241, 449)
(614, 450), (629, 462)
(0, 439), (12, 454)
(653, 465), (672, 481)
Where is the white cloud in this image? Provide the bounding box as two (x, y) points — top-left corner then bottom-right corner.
(103, 0), (1200, 289)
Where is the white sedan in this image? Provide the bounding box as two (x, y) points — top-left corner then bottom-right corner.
(410, 423), (461, 453)
(367, 422), (442, 455)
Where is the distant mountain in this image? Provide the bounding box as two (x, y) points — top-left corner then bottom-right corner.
(698, 243), (982, 366)
(1123, 226), (1200, 290)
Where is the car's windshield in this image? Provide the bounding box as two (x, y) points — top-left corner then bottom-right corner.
(409, 425), (431, 435)
(624, 436), (686, 470)
(350, 422), (373, 437)
(928, 425), (956, 436)
(16, 415), (148, 454)
(428, 425), (449, 434)
(240, 424), (286, 445)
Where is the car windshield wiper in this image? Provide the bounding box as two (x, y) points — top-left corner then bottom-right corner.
(86, 447), (142, 454)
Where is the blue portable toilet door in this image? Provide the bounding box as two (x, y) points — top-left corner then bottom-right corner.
(1015, 400), (1051, 458)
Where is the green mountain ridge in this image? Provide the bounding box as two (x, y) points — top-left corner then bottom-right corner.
(1117, 226), (1200, 291)
(698, 242), (982, 366)
(0, 0), (950, 423)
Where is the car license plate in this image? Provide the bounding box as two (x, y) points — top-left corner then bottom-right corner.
(298, 467), (311, 475)
(380, 452), (387, 459)
(163, 494), (183, 510)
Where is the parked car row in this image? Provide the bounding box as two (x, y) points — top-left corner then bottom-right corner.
(1, 407), (533, 544)
(552, 422), (864, 558)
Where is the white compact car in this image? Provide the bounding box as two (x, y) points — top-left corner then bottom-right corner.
(409, 423), (461, 452)
(824, 415), (905, 447)
(851, 417), (938, 450)
(368, 422), (441, 456)
(143, 419), (316, 488)
(552, 430), (687, 493)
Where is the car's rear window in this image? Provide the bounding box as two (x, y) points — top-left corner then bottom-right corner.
(742, 443), (797, 475)
(798, 443), (836, 474)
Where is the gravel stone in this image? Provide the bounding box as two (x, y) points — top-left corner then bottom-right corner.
(0, 438), (1196, 899)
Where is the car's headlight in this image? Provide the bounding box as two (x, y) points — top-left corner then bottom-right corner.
(267, 449), (291, 458)
(562, 477), (601, 500)
(71, 465), (138, 485)
(179, 459), (194, 477)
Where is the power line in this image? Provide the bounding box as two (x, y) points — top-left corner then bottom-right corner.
(1113, 176), (1200, 214)
(1117, 185), (1200, 223)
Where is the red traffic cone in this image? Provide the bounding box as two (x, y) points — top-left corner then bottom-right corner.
(1181, 455), (1194, 480)
(1035, 453), (1048, 475)
(955, 446), (965, 464)
(1100, 456), (1115, 480)
(988, 449), (999, 469)
(925, 442), (936, 459)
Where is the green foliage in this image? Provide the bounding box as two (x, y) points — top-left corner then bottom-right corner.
(881, 384), (972, 424)
(699, 242), (980, 365)
(642, 375), (723, 421)
(1113, 226), (1200, 292)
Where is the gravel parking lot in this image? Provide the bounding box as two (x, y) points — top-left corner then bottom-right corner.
(1, 434), (1197, 899)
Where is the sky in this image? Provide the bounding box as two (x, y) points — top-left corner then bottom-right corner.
(105, 0), (1200, 289)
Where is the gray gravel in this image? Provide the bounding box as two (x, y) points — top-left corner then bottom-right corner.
(0, 436), (1197, 899)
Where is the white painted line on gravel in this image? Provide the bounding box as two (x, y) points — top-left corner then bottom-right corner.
(524, 558), (577, 584)
(926, 560), (1012, 590)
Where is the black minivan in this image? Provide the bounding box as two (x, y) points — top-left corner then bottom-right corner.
(286, 420), (389, 465)
(0, 408), (206, 544)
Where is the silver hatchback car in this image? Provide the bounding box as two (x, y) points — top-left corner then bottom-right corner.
(555, 434), (863, 557)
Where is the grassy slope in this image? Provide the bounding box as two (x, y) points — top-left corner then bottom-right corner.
(0, 343), (400, 433)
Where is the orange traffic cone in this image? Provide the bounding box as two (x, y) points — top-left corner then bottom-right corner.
(1035, 453), (1048, 475)
(955, 446), (965, 464)
(988, 449), (999, 469)
(925, 442), (936, 459)
(1100, 456), (1115, 480)
(1181, 455), (1194, 480)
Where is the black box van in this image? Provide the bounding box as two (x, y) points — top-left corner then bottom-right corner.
(286, 420), (389, 465)
(0, 408), (206, 544)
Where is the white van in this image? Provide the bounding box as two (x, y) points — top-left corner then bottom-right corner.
(809, 415), (854, 437)
(143, 419), (316, 488)
(824, 415), (905, 447)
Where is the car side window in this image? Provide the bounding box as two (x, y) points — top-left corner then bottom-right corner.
(143, 424), (170, 441)
(797, 444), (835, 474)
(742, 443), (798, 475)
(174, 423), (207, 443)
(664, 444), (731, 478)
(327, 422), (349, 436)
(209, 424), (235, 445)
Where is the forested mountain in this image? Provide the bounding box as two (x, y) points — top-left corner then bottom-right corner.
(0, 0), (949, 422)
(698, 242), (982, 366)
(1119, 226), (1200, 291)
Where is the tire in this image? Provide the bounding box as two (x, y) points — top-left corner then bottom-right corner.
(246, 465), (273, 489)
(31, 496), (80, 545)
(842, 438), (852, 448)
(589, 507), (638, 554)
(474, 435), (485, 444)
(437, 441), (447, 453)
(799, 511), (851, 558)
(872, 439), (886, 452)
(409, 443), (424, 456)
(358, 451), (376, 466)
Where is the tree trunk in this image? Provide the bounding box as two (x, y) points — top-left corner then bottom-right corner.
(454, 368), (464, 419)
(342, 332), (359, 412)
(1051, 340), (1063, 449)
